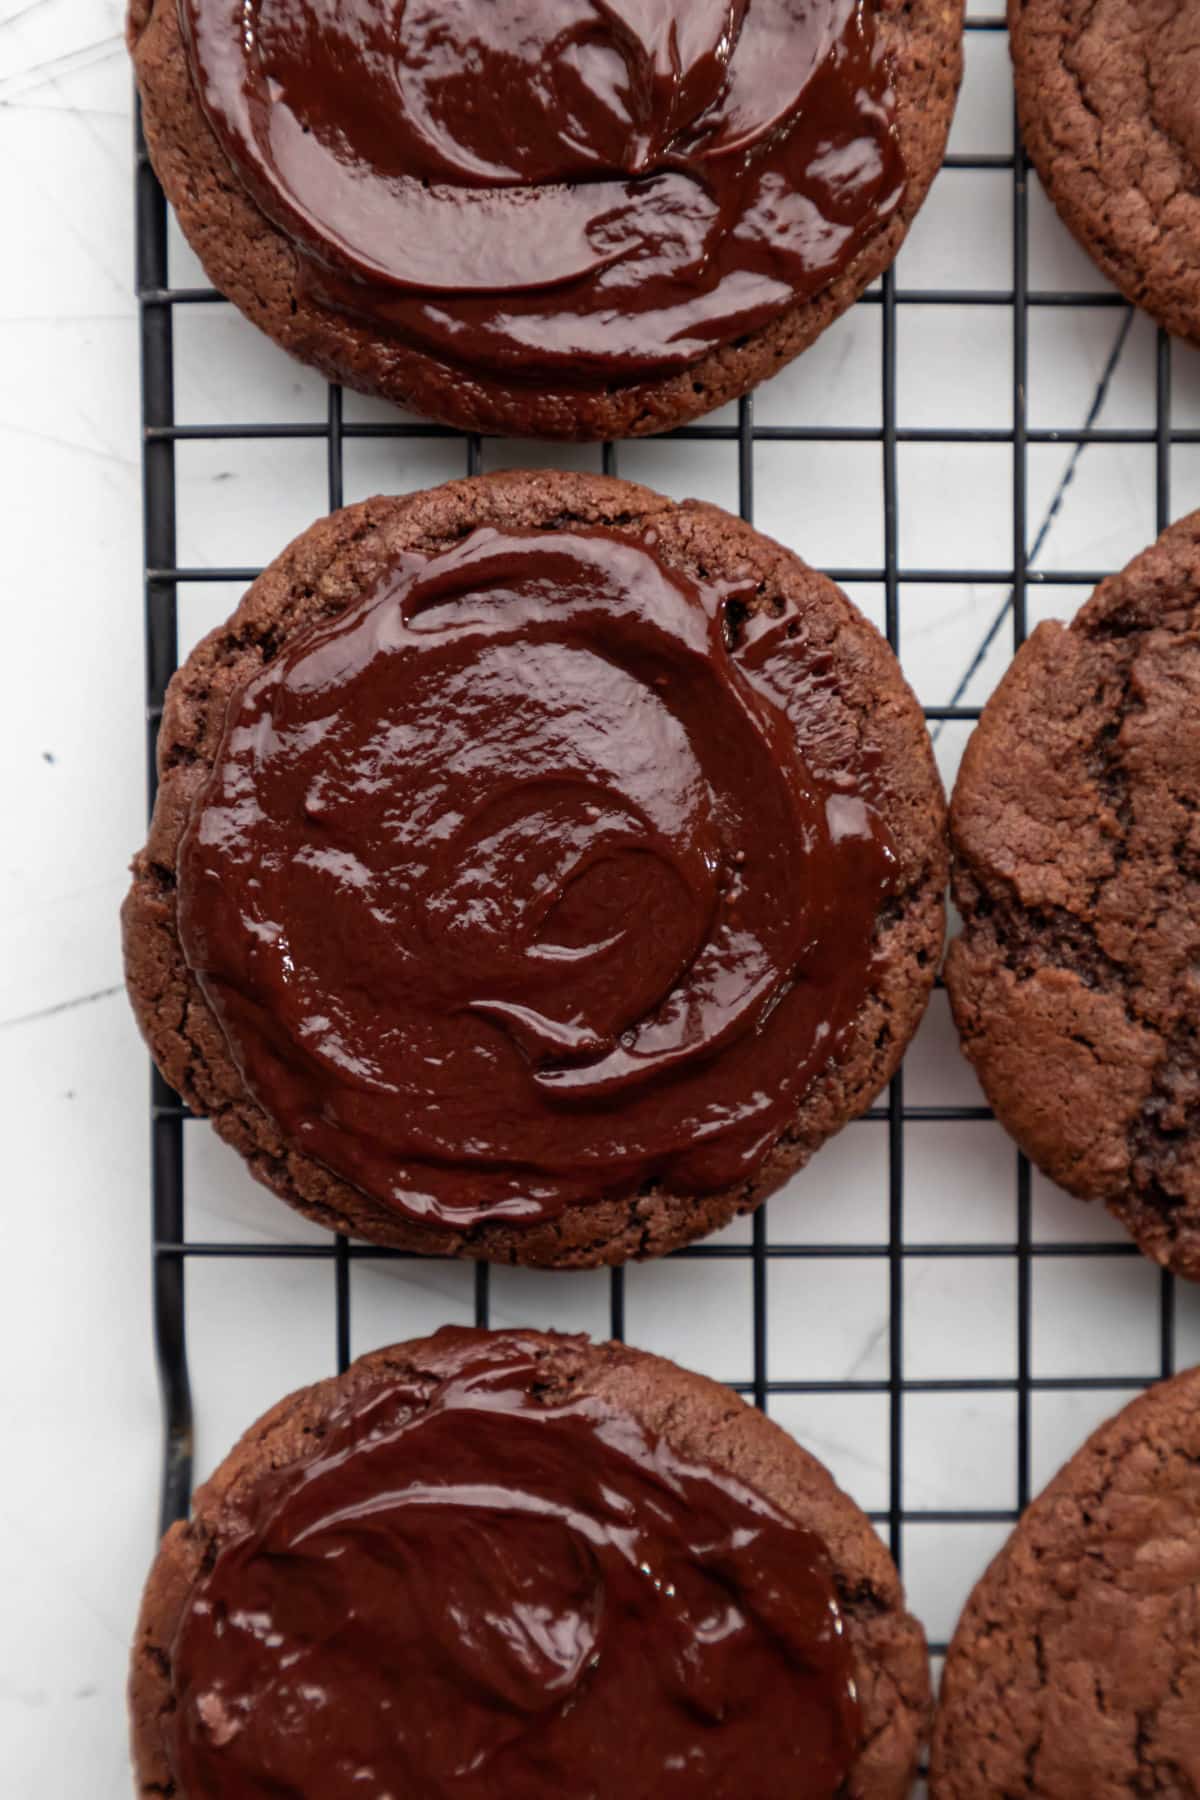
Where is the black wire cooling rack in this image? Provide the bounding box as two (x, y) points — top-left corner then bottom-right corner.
(135, 16), (1186, 1656)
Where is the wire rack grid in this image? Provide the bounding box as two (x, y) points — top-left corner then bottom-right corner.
(134, 11), (1197, 1674)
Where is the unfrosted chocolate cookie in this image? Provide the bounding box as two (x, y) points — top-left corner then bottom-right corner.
(1010, 0), (1200, 343)
(128, 0), (963, 441)
(945, 511), (1200, 1278)
(129, 1326), (932, 1799)
(122, 469), (946, 1266)
(930, 1366), (1200, 1798)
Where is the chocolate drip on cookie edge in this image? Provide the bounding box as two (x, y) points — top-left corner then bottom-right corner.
(165, 1329), (862, 1799)
(175, 524), (899, 1232)
(178, 0), (906, 383)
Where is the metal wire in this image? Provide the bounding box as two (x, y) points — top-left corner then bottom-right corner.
(135, 22), (1179, 1636)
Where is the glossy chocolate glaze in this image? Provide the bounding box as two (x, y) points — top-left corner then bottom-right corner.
(177, 526), (897, 1229)
(167, 1330), (861, 1797)
(178, 0), (905, 383)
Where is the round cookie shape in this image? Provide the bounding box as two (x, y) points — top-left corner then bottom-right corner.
(129, 1327), (933, 1799)
(930, 1367), (1200, 1798)
(126, 0), (963, 440)
(945, 510), (1200, 1279)
(1010, 0), (1200, 344)
(121, 469), (947, 1267)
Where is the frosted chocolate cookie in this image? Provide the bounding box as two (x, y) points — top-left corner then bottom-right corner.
(129, 0), (963, 438)
(123, 469), (946, 1266)
(130, 1327), (932, 1798)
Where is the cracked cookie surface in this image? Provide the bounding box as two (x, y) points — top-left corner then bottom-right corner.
(930, 1367), (1200, 1798)
(945, 510), (1200, 1277)
(121, 469), (947, 1268)
(129, 1328), (932, 1799)
(1009, 0), (1200, 343)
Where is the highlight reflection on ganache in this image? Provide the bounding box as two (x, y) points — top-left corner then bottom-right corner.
(177, 525), (897, 1228)
(179, 0), (906, 381)
(166, 1330), (862, 1798)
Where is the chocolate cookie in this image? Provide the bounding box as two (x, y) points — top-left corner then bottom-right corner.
(945, 511), (1200, 1278)
(129, 1326), (932, 1799)
(122, 469), (946, 1266)
(1010, 0), (1200, 343)
(128, 0), (963, 441)
(930, 1366), (1200, 1798)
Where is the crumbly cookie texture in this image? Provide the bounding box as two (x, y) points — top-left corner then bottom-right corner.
(130, 1329), (933, 1800)
(946, 509), (1200, 1278)
(931, 1367), (1200, 1797)
(122, 470), (946, 1267)
(128, 0), (963, 438)
(1010, 0), (1200, 342)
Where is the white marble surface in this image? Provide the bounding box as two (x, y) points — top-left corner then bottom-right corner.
(4, 1), (1200, 1794)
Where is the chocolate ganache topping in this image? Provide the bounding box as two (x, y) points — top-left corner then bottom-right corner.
(177, 0), (905, 383)
(166, 1331), (862, 1797)
(177, 526), (897, 1229)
